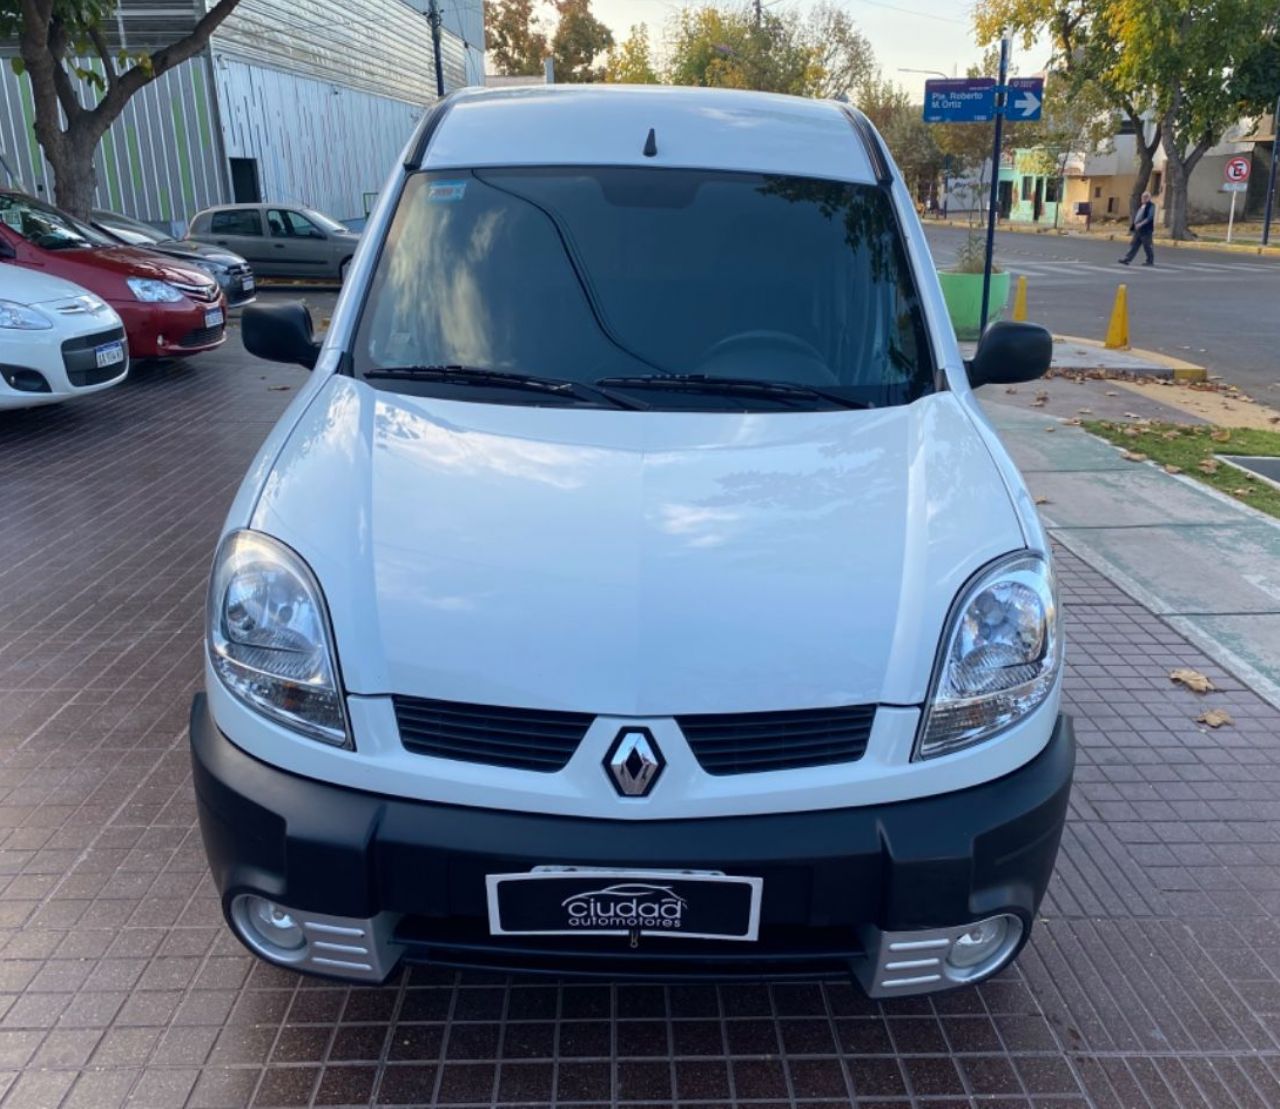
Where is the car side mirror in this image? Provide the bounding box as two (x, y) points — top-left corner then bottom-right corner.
(966, 321), (1053, 388)
(242, 301), (321, 370)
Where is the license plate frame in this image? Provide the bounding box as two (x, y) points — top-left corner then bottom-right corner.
(94, 341), (125, 369)
(486, 868), (763, 942)
(241, 276), (255, 292)
(205, 307), (225, 329)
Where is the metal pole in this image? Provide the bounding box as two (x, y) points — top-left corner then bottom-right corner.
(1263, 93), (1280, 247)
(980, 36), (1009, 336)
(1227, 189), (1238, 243)
(427, 0), (445, 98)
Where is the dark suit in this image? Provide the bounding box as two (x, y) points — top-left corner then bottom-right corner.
(1122, 201), (1156, 264)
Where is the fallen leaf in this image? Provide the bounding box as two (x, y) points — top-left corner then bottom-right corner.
(1163, 464), (1183, 474)
(1234, 487), (1253, 496)
(1005, 387), (1018, 394)
(1121, 450), (1147, 462)
(267, 385), (291, 392)
(1210, 429), (1232, 442)
(1198, 459), (1220, 474)
(1170, 668), (1215, 694)
(1077, 407), (1093, 414)
(1123, 412), (1145, 420)
(1035, 391), (1050, 401)
(1122, 427), (1140, 438)
(1105, 389), (1119, 396)
(1063, 417), (1082, 426)
(1031, 399), (1047, 408)
(1034, 495), (1050, 505)
(1197, 709), (1233, 728)
(1044, 426), (1056, 433)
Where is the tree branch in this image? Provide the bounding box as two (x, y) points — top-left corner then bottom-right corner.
(46, 17), (87, 123)
(90, 0), (243, 133)
(88, 26), (118, 89)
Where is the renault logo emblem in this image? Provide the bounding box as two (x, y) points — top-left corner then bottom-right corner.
(605, 727), (664, 797)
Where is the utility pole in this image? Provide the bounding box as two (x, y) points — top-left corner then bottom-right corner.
(1263, 92), (1280, 247)
(979, 35), (1010, 335)
(426, 0), (445, 98)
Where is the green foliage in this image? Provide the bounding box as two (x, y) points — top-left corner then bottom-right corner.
(604, 25), (659, 85)
(952, 230), (999, 274)
(665, 7), (823, 95)
(485, 0), (550, 77)
(550, 0), (614, 82)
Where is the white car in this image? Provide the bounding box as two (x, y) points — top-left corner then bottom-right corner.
(193, 86), (1072, 997)
(0, 264), (128, 409)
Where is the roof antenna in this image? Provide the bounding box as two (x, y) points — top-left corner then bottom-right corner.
(642, 128), (657, 157)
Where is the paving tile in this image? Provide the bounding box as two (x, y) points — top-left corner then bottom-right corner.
(4, 319), (1280, 1108)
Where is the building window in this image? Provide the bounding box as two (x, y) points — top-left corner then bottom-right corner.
(1021, 176), (1034, 201)
(1045, 178), (1061, 202)
(1094, 186), (1103, 198)
(1151, 172), (1163, 195)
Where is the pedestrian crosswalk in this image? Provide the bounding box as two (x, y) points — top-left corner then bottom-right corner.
(928, 253), (1280, 285)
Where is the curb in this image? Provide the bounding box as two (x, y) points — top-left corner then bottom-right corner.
(1049, 334), (1209, 383)
(929, 217), (1280, 258)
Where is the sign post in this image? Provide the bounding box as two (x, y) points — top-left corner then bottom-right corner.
(1224, 156), (1251, 243)
(1264, 93), (1280, 247)
(922, 48), (1044, 335)
(979, 39), (1010, 336)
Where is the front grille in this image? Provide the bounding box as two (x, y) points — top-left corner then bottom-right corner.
(68, 362), (126, 388)
(170, 280), (219, 302)
(177, 325), (225, 349)
(677, 705), (875, 775)
(393, 696), (593, 772)
(227, 263), (252, 278)
(61, 326), (125, 354)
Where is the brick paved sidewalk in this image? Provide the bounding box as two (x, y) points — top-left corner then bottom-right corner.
(1, 336), (1279, 1108)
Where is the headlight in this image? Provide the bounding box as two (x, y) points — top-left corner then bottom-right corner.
(0, 300), (53, 329)
(916, 552), (1060, 759)
(126, 277), (184, 303)
(207, 530), (350, 747)
(193, 260), (227, 279)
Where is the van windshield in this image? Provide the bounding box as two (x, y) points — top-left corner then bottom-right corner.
(354, 167), (935, 410)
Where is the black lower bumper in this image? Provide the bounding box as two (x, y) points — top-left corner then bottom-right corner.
(190, 695), (1073, 981)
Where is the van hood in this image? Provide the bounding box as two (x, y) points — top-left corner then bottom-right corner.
(251, 380), (1027, 714)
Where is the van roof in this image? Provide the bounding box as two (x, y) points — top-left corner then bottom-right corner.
(420, 85), (879, 185)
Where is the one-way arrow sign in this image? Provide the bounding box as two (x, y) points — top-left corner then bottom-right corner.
(1007, 76), (1044, 122)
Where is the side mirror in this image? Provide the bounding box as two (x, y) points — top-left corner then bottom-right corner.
(242, 301), (321, 369)
(966, 320), (1053, 388)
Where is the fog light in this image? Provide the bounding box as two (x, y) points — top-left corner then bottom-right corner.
(231, 894), (308, 962)
(948, 917), (1010, 968)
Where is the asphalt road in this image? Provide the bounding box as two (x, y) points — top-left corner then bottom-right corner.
(923, 224), (1280, 395)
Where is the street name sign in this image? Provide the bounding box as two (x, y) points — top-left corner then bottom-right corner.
(923, 78), (996, 123)
(1007, 77), (1045, 122)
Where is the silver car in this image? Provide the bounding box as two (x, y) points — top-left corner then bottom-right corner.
(187, 204), (360, 281)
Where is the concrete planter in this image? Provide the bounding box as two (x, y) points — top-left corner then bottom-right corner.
(937, 270), (1011, 340)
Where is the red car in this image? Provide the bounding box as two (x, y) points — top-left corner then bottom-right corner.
(0, 190), (226, 359)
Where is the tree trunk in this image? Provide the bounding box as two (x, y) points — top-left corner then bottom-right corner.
(47, 127), (101, 222)
(1160, 107), (1213, 241)
(1128, 117), (1161, 221)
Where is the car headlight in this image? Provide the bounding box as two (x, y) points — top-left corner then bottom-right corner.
(126, 277), (184, 303)
(0, 300), (53, 330)
(193, 260), (227, 279)
(207, 530), (351, 747)
(916, 552), (1060, 759)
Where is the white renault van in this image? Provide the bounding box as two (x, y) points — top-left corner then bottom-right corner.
(192, 86), (1072, 997)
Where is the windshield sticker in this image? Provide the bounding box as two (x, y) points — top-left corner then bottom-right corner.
(427, 181), (467, 203)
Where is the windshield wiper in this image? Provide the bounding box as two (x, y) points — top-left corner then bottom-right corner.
(362, 365), (648, 410)
(594, 374), (872, 410)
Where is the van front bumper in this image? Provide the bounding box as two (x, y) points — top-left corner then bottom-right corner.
(190, 695), (1073, 995)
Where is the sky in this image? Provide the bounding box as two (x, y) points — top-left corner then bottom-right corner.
(583, 0), (1053, 102)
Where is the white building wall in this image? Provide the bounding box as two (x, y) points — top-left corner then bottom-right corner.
(212, 57), (426, 223)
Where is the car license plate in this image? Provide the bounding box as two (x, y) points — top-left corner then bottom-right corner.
(241, 276), (255, 292)
(94, 341), (125, 369)
(486, 868), (763, 942)
(205, 307), (225, 328)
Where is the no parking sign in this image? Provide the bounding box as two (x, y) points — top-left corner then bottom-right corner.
(1224, 156), (1251, 192)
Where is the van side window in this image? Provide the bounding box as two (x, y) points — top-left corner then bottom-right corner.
(211, 210), (263, 236)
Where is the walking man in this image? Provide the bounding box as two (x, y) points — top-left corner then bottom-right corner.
(1119, 191), (1157, 266)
